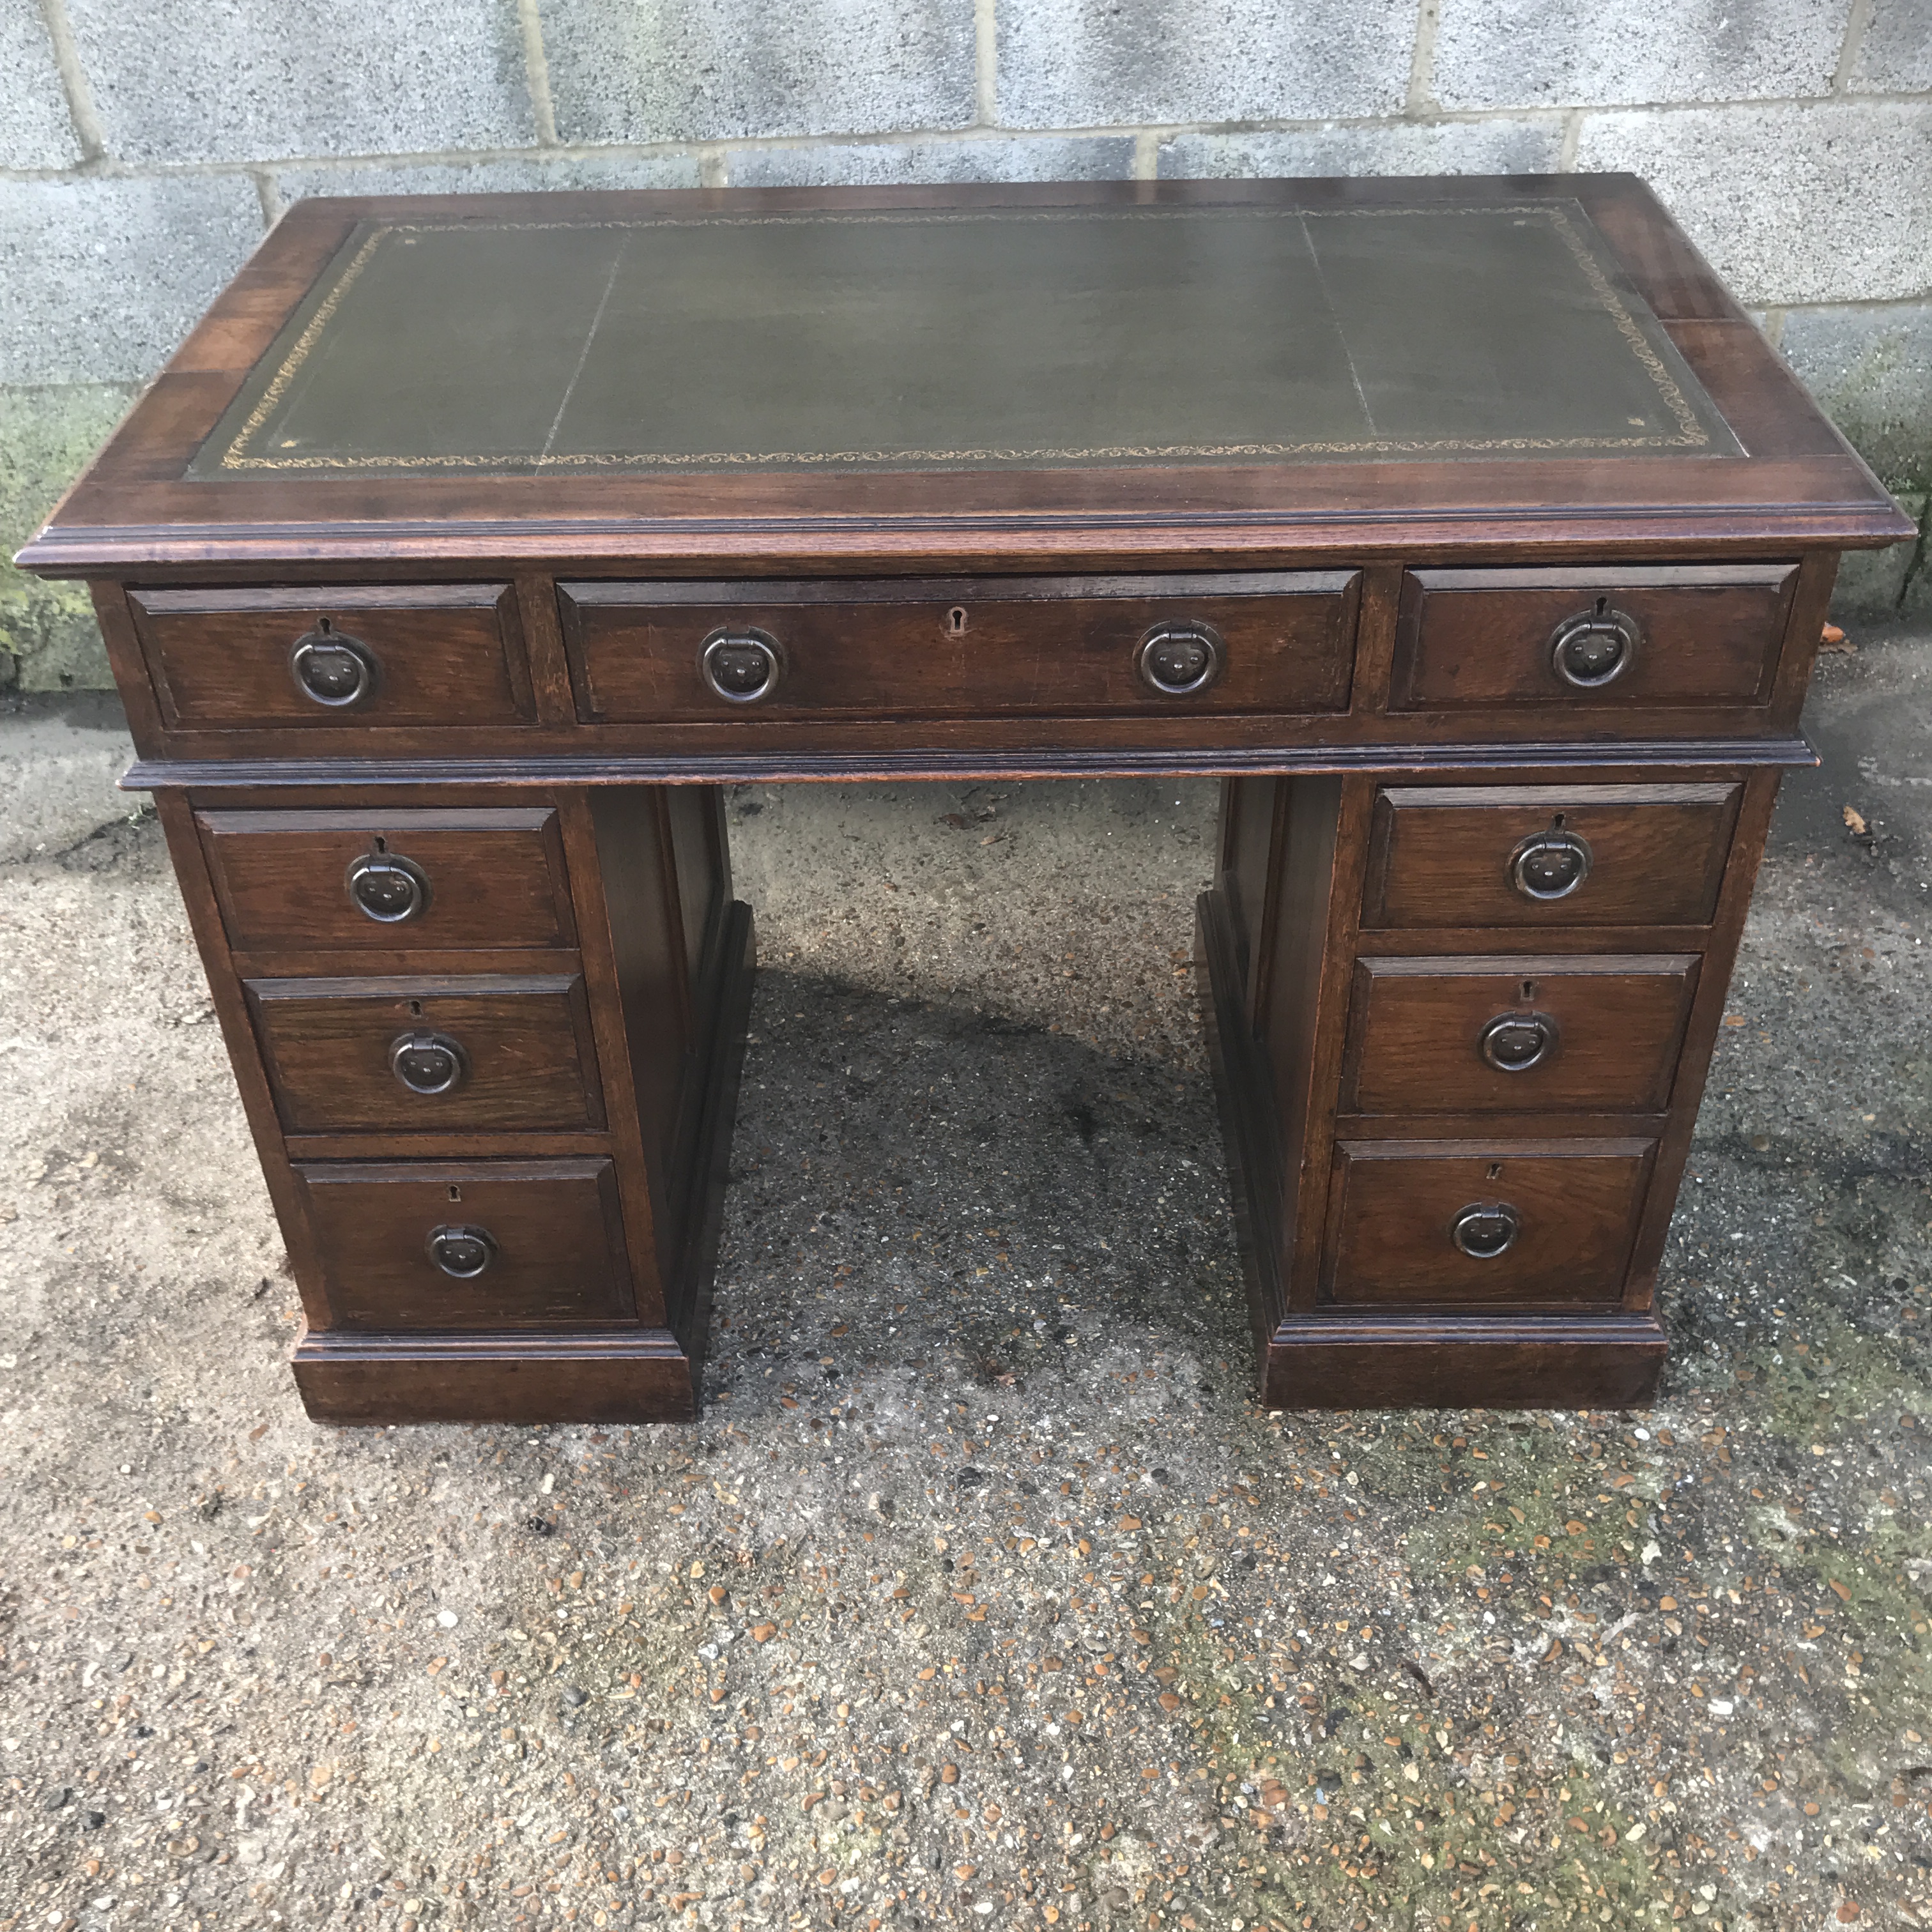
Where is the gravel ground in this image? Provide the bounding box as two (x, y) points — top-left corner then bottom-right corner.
(1, 627), (1928, 1932)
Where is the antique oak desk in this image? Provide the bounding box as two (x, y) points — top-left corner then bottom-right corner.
(22, 178), (1910, 1423)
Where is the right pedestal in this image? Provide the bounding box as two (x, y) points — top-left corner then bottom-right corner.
(1200, 767), (1782, 1411)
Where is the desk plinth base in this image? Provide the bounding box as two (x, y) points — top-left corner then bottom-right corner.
(293, 1328), (700, 1424)
(1199, 884), (1667, 1412)
(1256, 1312), (1666, 1410)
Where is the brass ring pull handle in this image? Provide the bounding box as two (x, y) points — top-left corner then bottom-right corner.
(346, 848), (429, 924)
(289, 619), (376, 707)
(1509, 827), (1593, 901)
(1452, 1202), (1520, 1259)
(1137, 622), (1224, 696)
(426, 1223), (497, 1279)
(389, 1030), (467, 1096)
(1478, 1011), (1558, 1073)
(700, 628), (783, 703)
(1549, 601), (1640, 689)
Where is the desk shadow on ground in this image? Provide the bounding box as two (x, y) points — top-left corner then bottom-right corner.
(707, 968), (1254, 1420)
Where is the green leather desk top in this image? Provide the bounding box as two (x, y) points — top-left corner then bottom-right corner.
(192, 200), (1741, 479)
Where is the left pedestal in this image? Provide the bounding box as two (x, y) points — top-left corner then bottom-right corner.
(156, 784), (753, 1425)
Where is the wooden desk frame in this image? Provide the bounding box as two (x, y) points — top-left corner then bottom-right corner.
(21, 177), (1912, 1422)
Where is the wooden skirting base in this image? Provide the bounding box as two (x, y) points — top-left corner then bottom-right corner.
(295, 901), (757, 1427)
(293, 1328), (698, 1425)
(1261, 1312), (1666, 1410)
(1199, 886), (1667, 1412)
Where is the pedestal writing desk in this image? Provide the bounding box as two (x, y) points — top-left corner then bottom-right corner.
(21, 178), (1910, 1423)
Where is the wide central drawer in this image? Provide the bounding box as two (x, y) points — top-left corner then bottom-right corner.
(247, 974), (604, 1133)
(559, 572), (1360, 721)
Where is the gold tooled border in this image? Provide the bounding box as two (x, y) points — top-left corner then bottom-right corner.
(214, 203), (1721, 474)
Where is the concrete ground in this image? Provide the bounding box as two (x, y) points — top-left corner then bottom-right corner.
(1, 627), (1929, 1932)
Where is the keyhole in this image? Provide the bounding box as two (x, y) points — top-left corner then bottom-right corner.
(318, 615), (335, 636)
(408, 999), (424, 1018)
(447, 1184), (462, 1203)
(1593, 595), (1608, 618)
(373, 834), (388, 854)
(1551, 813), (1565, 830)
(1487, 1163), (1504, 1182)
(1521, 979), (1537, 1001)
(947, 606), (968, 635)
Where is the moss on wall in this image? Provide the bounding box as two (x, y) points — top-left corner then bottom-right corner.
(0, 384), (139, 691)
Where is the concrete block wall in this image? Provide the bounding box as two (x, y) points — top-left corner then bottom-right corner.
(3, 0), (1928, 688)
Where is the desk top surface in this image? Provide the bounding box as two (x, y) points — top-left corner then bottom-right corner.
(192, 199), (1738, 478)
(20, 176), (1910, 572)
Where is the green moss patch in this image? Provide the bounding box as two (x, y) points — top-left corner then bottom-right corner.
(0, 383), (139, 689)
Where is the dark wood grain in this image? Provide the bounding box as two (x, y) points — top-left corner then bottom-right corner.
(291, 1156), (632, 1328)
(1199, 884), (1285, 1346)
(1569, 174), (1745, 325)
(198, 805), (576, 950)
(90, 583), (167, 759)
(666, 899), (756, 1373)
(1620, 765), (1785, 1310)
(561, 572), (1359, 721)
(284, 1130), (613, 1160)
(1322, 1138), (1658, 1307)
(555, 790), (671, 1331)
(1361, 782), (1742, 929)
(1768, 549), (1843, 722)
(1392, 564), (1798, 710)
(1339, 953), (1699, 1115)
(1216, 776), (1286, 1031)
(1261, 1312), (1666, 1409)
(230, 944), (585, 979)
(123, 733), (1817, 790)
(292, 1326), (696, 1424)
(512, 568), (581, 727)
(1354, 924), (1717, 958)
(245, 972), (602, 1132)
(129, 582), (531, 728)
(1265, 775), (1377, 1313)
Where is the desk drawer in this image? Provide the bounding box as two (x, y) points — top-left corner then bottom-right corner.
(1392, 564), (1798, 709)
(199, 808), (576, 952)
(247, 974), (603, 1133)
(293, 1158), (632, 1330)
(130, 584), (532, 728)
(1362, 783), (1742, 929)
(560, 572), (1359, 721)
(1341, 954), (1698, 1116)
(1324, 1140), (1655, 1307)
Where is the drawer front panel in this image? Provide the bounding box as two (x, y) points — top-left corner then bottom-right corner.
(1342, 954), (1699, 1116)
(248, 974), (603, 1133)
(1363, 783), (1742, 930)
(131, 584), (532, 728)
(294, 1158), (632, 1329)
(560, 572), (1359, 721)
(199, 808), (575, 952)
(1325, 1140), (1655, 1307)
(1392, 564), (1798, 709)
